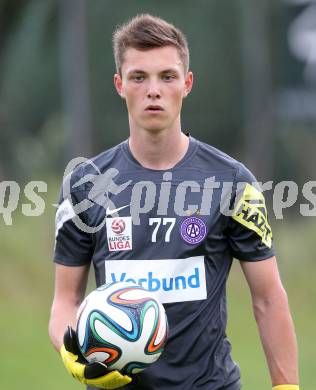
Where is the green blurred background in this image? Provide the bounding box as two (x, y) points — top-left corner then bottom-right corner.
(0, 1), (315, 389)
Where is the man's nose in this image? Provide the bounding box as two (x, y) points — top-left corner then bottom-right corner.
(147, 80), (161, 99)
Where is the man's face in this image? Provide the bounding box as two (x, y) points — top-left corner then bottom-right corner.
(114, 46), (193, 133)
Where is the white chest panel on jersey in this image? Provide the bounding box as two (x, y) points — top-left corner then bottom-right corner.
(105, 257), (207, 304)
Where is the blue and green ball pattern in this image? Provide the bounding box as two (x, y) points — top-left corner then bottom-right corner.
(77, 283), (168, 374)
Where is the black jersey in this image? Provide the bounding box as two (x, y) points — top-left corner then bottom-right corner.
(54, 136), (274, 390)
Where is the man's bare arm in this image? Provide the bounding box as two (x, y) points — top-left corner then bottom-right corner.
(48, 263), (90, 351)
(240, 256), (299, 386)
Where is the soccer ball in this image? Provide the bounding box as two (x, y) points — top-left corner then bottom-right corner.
(76, 281), (168, 374)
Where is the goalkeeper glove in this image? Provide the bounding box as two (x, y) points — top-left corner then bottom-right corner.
(272, 386), (299, 390)
(60, 326), (132, 389)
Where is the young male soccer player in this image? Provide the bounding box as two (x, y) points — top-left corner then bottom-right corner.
(49, 14), (299, 390)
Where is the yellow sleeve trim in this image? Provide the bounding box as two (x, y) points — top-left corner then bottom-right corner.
(272, 385), (299, 390)
(232, 183), (272, 248)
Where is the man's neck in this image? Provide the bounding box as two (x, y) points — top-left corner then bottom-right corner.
(128, 127), (189, 170)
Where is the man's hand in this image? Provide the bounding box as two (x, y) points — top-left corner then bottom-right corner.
(60, 326), (132, 389)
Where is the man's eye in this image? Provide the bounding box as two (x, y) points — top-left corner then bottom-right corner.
(163, 74), (175, 81)
(133, 75), (144, 82)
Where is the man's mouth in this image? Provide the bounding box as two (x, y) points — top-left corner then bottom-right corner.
(145, 105), (164, 111)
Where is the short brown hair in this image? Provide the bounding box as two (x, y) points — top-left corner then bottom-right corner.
(113, 14), (190, 74)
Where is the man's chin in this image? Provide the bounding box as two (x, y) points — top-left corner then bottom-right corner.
(140, 121), (168, 133)
(144, 126), (166, 133)
(134, 116), (175, 133)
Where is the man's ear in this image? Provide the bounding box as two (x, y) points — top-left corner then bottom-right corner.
(114, 73), (125, 98)
(183, 71), (193, 98)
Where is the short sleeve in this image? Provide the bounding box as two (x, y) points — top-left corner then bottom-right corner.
(53, 167), (93, 266)
(227, 163), (275, 261)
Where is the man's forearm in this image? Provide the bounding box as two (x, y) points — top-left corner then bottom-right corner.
(253, 290), (299, 386)
(48, 302), (79, 352)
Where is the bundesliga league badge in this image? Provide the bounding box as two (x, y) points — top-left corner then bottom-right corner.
(180, 216), (207, 245)
(106, 216), (133, 251)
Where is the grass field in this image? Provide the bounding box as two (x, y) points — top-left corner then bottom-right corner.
(0, 183), (314, 389)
